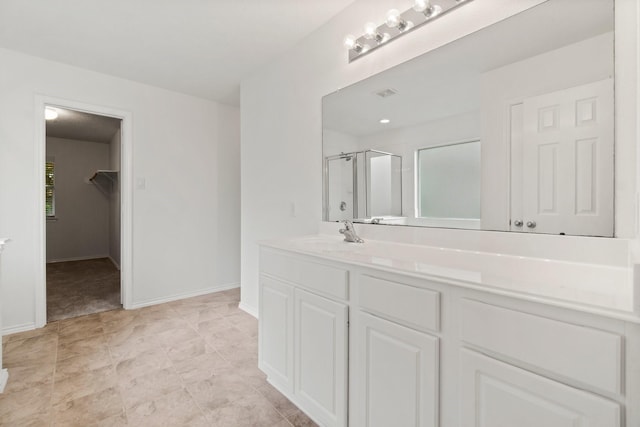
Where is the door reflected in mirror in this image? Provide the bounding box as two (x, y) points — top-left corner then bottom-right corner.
(322, 0), (614, 237)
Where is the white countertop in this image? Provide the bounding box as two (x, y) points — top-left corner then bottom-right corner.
(260, 234), (639, 322)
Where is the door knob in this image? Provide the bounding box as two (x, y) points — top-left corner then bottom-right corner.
(526, 221), (536, 228)
(513, 220), (523, 227)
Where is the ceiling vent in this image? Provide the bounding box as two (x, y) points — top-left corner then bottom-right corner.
(374, 88), (398, 98)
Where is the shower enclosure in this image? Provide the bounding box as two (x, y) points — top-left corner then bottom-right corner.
(324, 150), (402, 222)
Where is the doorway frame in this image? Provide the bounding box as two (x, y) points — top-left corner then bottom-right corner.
(34, 95), (133, 327)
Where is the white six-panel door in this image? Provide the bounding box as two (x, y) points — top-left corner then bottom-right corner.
(515, 79), (614, 236)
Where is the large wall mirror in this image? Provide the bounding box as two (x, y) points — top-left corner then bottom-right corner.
(322, 0), (614, 237)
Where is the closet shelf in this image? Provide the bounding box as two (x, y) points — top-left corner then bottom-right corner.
(90, 170), (118, 183)
(89, 170), (118, 195)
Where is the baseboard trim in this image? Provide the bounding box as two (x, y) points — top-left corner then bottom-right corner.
(0, 369), (8, 393)
(239, 301), (258, 319)
(46, 255), (110, 264)
(2, 322), (36, 336)
(128, 282), (240, 310)
(107, 256), (121, 271)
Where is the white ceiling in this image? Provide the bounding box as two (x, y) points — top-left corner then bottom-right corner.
(0, 0), (356, 106)
(46, 107), (121, 143)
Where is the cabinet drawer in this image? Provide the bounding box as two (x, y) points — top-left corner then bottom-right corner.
(260, 249), (349, 300)
(460, 299), (623, 395)
(358, 274), (440, 333)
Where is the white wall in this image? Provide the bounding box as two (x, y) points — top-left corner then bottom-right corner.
(0, 48), (241, 332)
(46, 137), (110, 262)
(109, 129), (121, 268)
(240, 0), (550, 315)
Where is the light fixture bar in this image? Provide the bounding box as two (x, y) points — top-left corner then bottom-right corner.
(345, 0), (473, 62)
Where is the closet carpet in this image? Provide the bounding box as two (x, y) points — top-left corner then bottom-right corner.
(0, 288), (317, 426)
(47, 258), (121, 322)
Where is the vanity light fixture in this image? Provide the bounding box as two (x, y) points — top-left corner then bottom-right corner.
(44, 107), (58, 121)
(344, 0), (474, 62)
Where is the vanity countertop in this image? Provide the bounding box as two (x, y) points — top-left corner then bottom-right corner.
(260, 234), (639, 322)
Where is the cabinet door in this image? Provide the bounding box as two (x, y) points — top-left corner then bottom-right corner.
(460, 349), (620, 427)
(354, 311), (439, 427)
(259, 275), (294, 394)
(294, 288), (348, 427)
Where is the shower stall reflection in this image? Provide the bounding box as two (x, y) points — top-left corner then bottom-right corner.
(324, 150), (402, 223)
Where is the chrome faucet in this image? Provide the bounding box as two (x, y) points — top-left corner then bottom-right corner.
(340, 220), (364, 243)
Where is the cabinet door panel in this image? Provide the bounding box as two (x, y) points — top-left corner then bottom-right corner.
(355, 312), (439, 427)
(295, 288), (348, 427)
(460, 349), (620, 427)
(259, 275), (294, 393)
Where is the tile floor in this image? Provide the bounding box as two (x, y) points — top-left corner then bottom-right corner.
(0, 288), (317, 426)
(47, 258), (121, 322)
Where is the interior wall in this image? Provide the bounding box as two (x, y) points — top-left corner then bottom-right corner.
(109, 129), (121, 268)
(240, 0), (549, 315)
(45, 137), (110, 262)
(0, 48), (241, 332)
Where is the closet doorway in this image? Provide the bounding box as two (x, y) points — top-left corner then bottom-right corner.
(45, 107), (123, 321)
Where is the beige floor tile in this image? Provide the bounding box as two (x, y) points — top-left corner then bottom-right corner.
(0, 288), (310, 427)
(2, 322), (59, 344)
(0, 383), (53, 425)
(94, 413), (129, 427)
(204, 392), (285, 426)
(118, 367), (183, 409)
(255, 382), (301, 418)
(126, 388), (208, 427)
(1, 363), (55, 394)
(107, 333), (164, 363)
(57, 333), (108, 361)
(3, 335), (58, 368)
(155, 324), (200, 347)
(58, 314), (104, 340)
(55, 348), (113, 382)
(286, 409), (320, 427)
(52, 365), (117, 406)
(114, 348), (172, 380)
(52, 386), (124, 426)
(173, 351), (232, 385)
(163, 336), (214, 362)
(186, 373), (259, 411)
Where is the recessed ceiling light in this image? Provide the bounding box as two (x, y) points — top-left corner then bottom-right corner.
(379, 118), (390, 124)
(45, 107), (58, 121)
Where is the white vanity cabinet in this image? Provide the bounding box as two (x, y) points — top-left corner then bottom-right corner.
(258, 238), (639, 427)
(459, 350), (620, 427)
(353, 312), (439, 427)
(259, 248), (349, 427)
(351, 274), (441, 427)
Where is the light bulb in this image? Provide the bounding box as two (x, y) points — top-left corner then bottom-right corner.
(379, 119), (391, 124)
(385, 9), (401, 28)
(413, 0), (430, 12)
(414, 0), (442, 17)
(364, 22), (378, 40)
(45, 107), (58, 121)
(343, 34), (357, 49)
